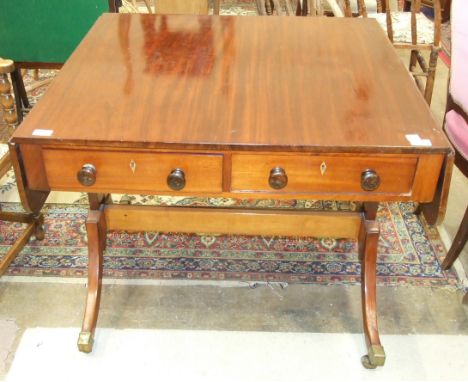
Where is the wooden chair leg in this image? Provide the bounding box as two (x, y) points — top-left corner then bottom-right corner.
(214, 0), (220, 15)
(359, 202), (385, 369)
(272, 0), (284, 15)
(0, 212), (45, 276)
(0, 152), (11, 176)
(284, 0), (294, 15)
(0, 59), (47, 277)
(295, 0), (302, 15)
(0, 222), (35, 276)
(409, 49), (418, 73)
(423, 47), (440, 105)
(77, 203), (107, 353)
(256, 0), (267, 14)
(11, 67), (30, 122)
(0, 59), (18, 134)
(442, 205), (468, 270)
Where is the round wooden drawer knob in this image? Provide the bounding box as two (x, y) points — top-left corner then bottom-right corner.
(361, 169), (380, 191)
(77, 164), (97, 187)
(269, 166), (288, 190)
(167, 168), (186, 190)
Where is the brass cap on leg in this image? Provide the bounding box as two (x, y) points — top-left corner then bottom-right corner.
(77, 331), (94, 353)
(361, 345), (386, 369)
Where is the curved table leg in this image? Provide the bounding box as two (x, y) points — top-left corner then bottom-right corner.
(359, 203), (385, 369)
(77, 204), (107, 353)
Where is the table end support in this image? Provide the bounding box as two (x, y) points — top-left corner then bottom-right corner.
(77, 196), (108, 353)
(359, 202), (386, 369)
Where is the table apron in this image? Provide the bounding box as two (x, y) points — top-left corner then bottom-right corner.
(16, 144), (446, 203)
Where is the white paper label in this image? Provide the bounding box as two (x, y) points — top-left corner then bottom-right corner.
(32, 129), (53, 137)
(405, 134), (432, 147)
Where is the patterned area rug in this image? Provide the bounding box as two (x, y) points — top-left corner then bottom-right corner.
(0, 2), (460, 289)
(0, 196), (459, 287)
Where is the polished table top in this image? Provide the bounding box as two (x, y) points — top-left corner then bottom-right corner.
(12, 13), (450, 154)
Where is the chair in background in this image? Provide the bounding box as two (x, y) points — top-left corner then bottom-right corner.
(0, 0), (120, 122)
(342, 0), (442, 105)
(439, 0), (468, 304)
(256, 0), (343, 16)
(404, 0), (451, 22)
(156, 0), (220, 14)
(0, 1), (120, 274)
(0, 59), (44, 276)
(255, 0), (299, 15)
(121, 0), (220, 14)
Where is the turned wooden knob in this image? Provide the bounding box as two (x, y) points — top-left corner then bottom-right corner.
(361, 169), (380, 191)
(269, 166), (288, 190)
(77, 164), (97, 186)
(167, 168), (186, 190)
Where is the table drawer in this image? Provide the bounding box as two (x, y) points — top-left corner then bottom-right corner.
(231, 154), (418, 194)
(42, 149), (223, 193)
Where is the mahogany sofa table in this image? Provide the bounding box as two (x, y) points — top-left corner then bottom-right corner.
(9, 13), (453, 368)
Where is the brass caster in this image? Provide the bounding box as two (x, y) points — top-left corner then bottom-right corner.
(361, 345), (386, 369)
(361, 355), (377, 369)
(77, 331), (94, 353)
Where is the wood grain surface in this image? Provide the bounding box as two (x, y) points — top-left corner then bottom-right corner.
(105, 205), (362, 238)
(230, 153), (418, 193)
(20, 144), (445, 202)
(42, 148), (223, 193)
(11, 14), (450, 154)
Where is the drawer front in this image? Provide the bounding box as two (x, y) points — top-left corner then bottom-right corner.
(231, 154), (418, 194)
(42, 149), (223, 193)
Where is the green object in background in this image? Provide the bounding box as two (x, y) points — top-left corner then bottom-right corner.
(0, 0), (111, 64)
